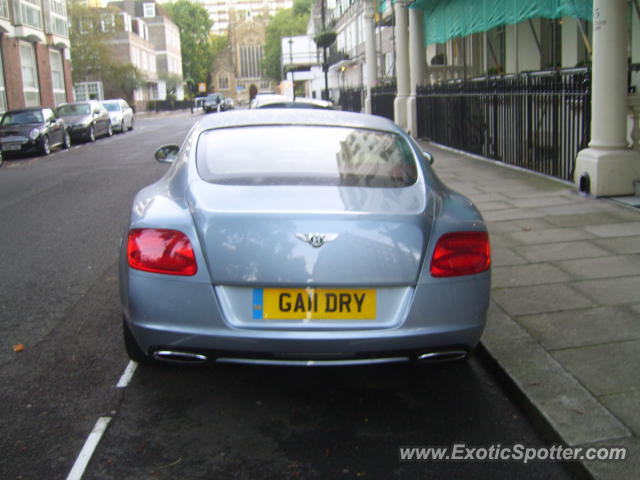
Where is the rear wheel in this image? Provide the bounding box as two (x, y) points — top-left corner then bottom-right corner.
(128, 118), (134, 131)
(120, 120), (125, 133)
(123, 318), (152, 365)
(40, 135), (51, 156)
(0, 150), (3, 167)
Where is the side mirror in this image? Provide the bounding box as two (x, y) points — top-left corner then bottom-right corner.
(155, 144), (180, 164)
(422, 151), (434, 166)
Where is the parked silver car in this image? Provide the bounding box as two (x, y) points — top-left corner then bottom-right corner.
(120, 110), (491, 366)
(102, 98), (134, 133)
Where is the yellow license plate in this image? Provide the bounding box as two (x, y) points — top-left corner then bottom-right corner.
(253, 288), (376, 320)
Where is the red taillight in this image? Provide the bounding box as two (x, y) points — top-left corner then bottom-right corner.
(430, 231), (490, 277)
(127, 228), (197, 276)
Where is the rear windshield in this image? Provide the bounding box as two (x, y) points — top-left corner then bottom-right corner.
(57, 104), (91, 116)
(196, 125), (418, 187)
(102, 102), (120, 112)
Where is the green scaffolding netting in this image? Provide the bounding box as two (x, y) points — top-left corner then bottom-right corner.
(407, 0), (593, 45)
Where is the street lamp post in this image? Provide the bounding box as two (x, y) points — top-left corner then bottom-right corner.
(288, 37), (295, 100)
(321, 0), (329, 101)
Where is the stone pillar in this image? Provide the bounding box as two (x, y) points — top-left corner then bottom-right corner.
(407, 7), (426, 136)
(364, 0), (377, 115)
(574, 0), (640, 196)
(393, 1), (410, 129)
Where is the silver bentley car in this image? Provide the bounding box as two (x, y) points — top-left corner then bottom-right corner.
(119, 110), (491, 366)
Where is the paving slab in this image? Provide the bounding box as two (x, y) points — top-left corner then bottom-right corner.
(474, 201), (515, 211)
(552, 340), (640, 396)
(592, 236), (640, 254)
(482, 208), (546, 222)
(507, 227), (594, 245)
(556, 255), (640, 279)
(482, 307), (630, 446)
(545, 212), (638, 228)
(582, 437), (640, 480)
(491, 247), (529, 267)
(488, 217), (554, 234)
(516, 241), (611, 263)
(574, 276), (640, 305)
(464, 192), (510, 202)
(600, 391), (640, 436)
(507, 196), (579, 208)
(518, 307), (640, 350)
(492, 264), (571, 288)
(584, 222), (640, 238)
(492, 284), (594, 316)
(537, 203), (618, 216)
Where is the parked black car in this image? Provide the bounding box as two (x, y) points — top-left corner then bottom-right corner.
(56, 101), (112, 143)
(203, 93), (226, 113)
(0, 107), (70, 156)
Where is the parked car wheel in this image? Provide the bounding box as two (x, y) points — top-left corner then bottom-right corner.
(128, 118), (134, 131)
(87, 125), (95, 142)
(0, 150), (3, 167)
(63, 131), (71, 149)
(120, 120), (125, 133)
(107, 123), (113, 137)
(40, 135), (51, 156)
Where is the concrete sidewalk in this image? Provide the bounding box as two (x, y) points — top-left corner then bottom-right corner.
(420, 141), (640, 479)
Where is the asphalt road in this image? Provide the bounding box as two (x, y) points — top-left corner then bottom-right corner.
(0, 111), (579, 480)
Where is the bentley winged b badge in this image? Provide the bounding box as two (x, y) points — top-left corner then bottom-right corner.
(296, 233), (339, 248)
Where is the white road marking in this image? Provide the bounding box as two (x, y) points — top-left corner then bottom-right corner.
(66, 416), (112, 480)
(116, 360), (138, 388)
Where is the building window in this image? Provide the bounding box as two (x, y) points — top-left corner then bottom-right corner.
(148, 83), (158, 100)
(118, 12), (132, 32)
(0, 0), (10, 19)
(143, 2), (156, 18)
(218, 75), (229, 90)
(20, 42), (40, 107)
(17, 0), (43, 29)
(50, 49), (66, 106)
(240, 43), (263, 78)
(0, 48), (7, 114)
(260, 80), (271, 90)
(101, 13), (115, 32)
(49, 0), (68, 37)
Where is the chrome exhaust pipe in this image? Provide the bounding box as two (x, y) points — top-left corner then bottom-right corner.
(152, 350), (208, 364)
(417, 350), (468, 363)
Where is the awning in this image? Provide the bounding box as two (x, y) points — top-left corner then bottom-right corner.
(409, 0), (593, 45)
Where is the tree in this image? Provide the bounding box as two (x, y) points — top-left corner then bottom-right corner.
(262, 0), (312, 82)
(103, 64), (145, 100)
(159, 73), (184, 99)
(163, 0), (214, 95)
(68, 1), (118, 82)
(69, 1), (144, 102)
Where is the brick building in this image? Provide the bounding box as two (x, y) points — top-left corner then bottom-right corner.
(0, 0), (74, 114)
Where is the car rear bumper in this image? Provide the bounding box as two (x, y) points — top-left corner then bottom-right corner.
(121, 270), (490, 364)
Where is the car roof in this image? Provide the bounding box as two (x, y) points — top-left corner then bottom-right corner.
(195, 109), (402, 134)
(3, 107), (46, 113)
(257, 97), (334, 109)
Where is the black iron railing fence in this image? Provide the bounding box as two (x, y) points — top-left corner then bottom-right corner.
(417, 68), (591, 181)
(338, 88), (363, 113)
(371, 85), (396, 120)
